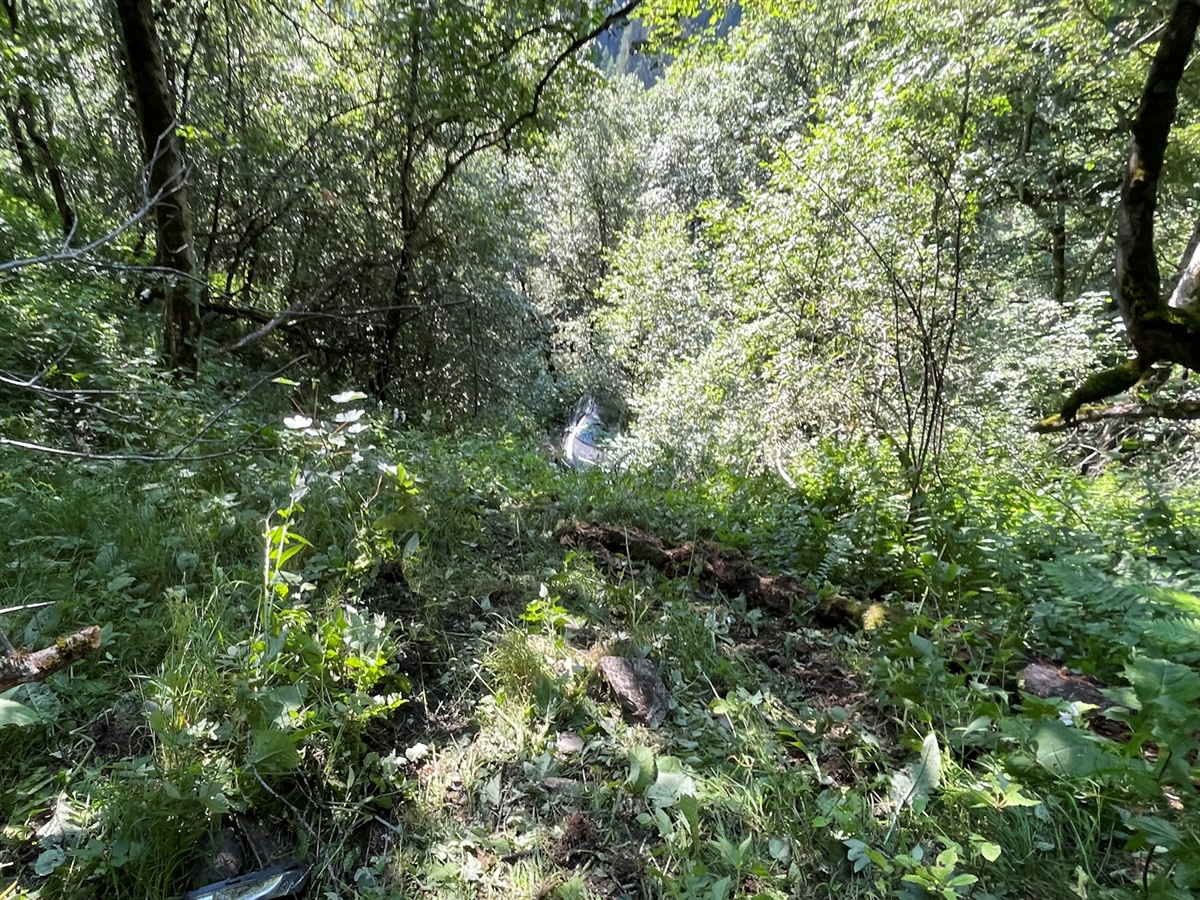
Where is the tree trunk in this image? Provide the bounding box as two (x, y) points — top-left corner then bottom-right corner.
(2, 0), (76, 238)
(3, 101), (38, 180)
(1053, 0), (1200, 423)
(1050, 156), (1067, 304)
(17, 93), (76, 238)
(114, 0), (201, 374)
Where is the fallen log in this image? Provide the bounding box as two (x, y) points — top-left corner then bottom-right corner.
(557, 521), (859, 628)
(0, 626), (102, 691)
(1019, 659), (1129, 741)
(1020, 660), (1114, 709)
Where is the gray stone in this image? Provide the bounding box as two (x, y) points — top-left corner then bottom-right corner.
(556, 731), (585, 755)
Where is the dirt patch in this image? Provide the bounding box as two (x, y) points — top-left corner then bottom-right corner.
(361, 562), (422, 618)
(759, 642), (884, 786)
(587, 844), (643, 899)
(551, 811), (597, 867)
(87, 702), (153, 758)
(790, 652), (867, 712)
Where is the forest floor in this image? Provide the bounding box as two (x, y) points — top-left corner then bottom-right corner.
(2, 415), (1198, 900)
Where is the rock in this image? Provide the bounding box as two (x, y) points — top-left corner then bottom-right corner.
(556, 731), (585, 755)
(540, 776), (583, 794)
(598, 657), (670, 728)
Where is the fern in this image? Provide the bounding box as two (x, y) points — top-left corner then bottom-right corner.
(1145, 617), (1200, 656)
(1137, 584), (1200, 616)
(815, 533), (851, 585)
(1041, 560), (1144, 612)
(1039, 559), (1200, 664)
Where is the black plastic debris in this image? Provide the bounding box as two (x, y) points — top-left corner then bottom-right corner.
(182, 860), (310, 900)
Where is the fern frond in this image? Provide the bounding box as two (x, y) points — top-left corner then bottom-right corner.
(1145, 617), (1200, 649)
(1041, 560), (1142, 612)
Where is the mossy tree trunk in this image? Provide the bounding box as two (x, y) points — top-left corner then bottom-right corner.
(1056, 0), (1200, 422)
(114, 0), (201, 375)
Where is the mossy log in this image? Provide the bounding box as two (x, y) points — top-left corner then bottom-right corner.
(0, 626), (101, 691)
(1035, 398), (1200, 432)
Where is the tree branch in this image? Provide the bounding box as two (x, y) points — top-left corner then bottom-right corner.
(1035, 398), (1200, 432)
(0, 626), (101, 691)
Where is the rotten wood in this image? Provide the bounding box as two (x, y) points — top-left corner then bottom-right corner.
(0, 626), (101, 691)
(557, 521), (859, 628)
(1020, 660), (1130, 741)
(1020, 660), (1114, 710)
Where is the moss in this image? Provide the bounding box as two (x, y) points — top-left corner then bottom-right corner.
(1059, 358), (1145, 421)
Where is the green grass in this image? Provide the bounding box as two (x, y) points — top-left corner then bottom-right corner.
(2, 375), (1200, 900)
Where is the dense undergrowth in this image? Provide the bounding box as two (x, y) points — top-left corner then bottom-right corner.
(2, 279), (1199, 900)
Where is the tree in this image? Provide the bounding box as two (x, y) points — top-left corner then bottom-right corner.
(1054, 0), (1200, 423)
(1, 0), (76, 238)
(359, 0), (644, 399)
(113, 0), (201, 375)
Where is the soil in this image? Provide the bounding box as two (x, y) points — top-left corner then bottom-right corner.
(86, 701), (153, 758)
(551, 811), (597, 866)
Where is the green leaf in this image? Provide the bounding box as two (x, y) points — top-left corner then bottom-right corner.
(908, 632), (934, 659)
(403, 532), (421, 560)
(913, 732), (942, 795)
(0, 696), (38, 728)
(1128, 815), (1183, 852)
(255, 685), (306, 729)
(679, 794), (700, 844)
(892, 732), (941, 809)
(646, 757), (696, 808)
(1124, 657), (1200, 707)
(626, 745), (656, 794)
(248, 728), (302, 773)
(978, 842), (1001, 862)
(1032, 718), (1108, 778)
(34, 847), (66, 876)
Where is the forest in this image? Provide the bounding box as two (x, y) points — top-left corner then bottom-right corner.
(2, 0), (1200, 897)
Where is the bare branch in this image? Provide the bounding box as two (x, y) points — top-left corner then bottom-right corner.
(1168, 221), (1200, 308)
(0, 183), (167, 276)
(0, 428), (271, 463)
